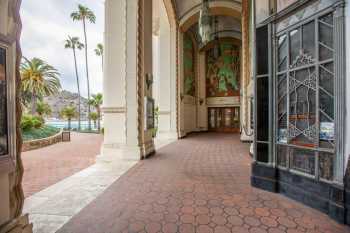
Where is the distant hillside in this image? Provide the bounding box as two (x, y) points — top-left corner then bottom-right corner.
(44, 90), (89, 120)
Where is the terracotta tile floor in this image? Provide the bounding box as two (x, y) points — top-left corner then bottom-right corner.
(22, 132), (103, 197)
(57, 133), (350, 233)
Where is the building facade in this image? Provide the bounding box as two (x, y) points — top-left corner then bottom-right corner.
(0, 0), (350, 232)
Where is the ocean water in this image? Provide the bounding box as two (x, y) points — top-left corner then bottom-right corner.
(46, 120), (103, 131)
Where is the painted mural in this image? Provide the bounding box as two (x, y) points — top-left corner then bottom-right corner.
(183, 33), (195, 96)
(206, 41), (240, 98)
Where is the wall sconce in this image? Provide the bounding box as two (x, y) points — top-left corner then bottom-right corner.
(180, 93), (184, 102)
(199, 98), (204, 105)
(145, 73), (153, 91)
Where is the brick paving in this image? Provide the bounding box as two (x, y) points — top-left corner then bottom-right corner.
(57, 133), (350, 233)
(22, 132), (103, 197)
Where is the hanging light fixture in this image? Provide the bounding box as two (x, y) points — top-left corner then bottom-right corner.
(199, 0), (212, 45)
(213, 16), (221, 59)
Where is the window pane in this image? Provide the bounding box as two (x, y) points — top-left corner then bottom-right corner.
(278, 35), (287, 71)
(277, 74), (287, 143)
(319, 152), (334, 180)
(319, 89), (334, 120)
(289, 28), (301, 66)
(256, 26), (269, 75)
(302, 21), (315, 59)
(0, 47), (8, 156)
(318, 13), (334, 61)
(290, 148), (315, 175)
(224, 108), (232, 127)
(257, 77), (269, 141)
(233, 107), (240, 129)
(319, 62), (334, 95)
(319, 15), (333, 48)
(209, 108), (216, 129)
(289, 67), (316, 147)
(257, 143), (269, 163)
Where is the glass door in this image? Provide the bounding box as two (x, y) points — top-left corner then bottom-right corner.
(208, 107), (240, 133)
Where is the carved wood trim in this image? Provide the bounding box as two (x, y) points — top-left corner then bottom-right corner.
(8, 0), (24, 220)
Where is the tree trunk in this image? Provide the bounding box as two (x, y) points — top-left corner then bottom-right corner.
(68, 119), (71, 131)
(73, 48), (81, 131)
(31, 91), (36, 115)
(97, 107), (101, 132)
(83, 18), (91, 130)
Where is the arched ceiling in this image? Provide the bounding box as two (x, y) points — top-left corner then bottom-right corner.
(174, 0), (242, 20)
(188, 15), (242, 46)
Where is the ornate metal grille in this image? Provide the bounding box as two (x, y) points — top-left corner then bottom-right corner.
(276, 13), (335, 181)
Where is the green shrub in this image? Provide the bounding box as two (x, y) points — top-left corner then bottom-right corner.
(32, 117), (43, 129)
(21, 114), (44, 131)
(21, 115), (34, 131)
(22, 125), (60, 141)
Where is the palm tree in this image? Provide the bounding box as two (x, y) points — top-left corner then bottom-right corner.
(71, 4), (96, 130)
(36, 101), (52, 119)
(65, 36), (84, 131)
(20, 57), (61, 115)
(88, 93), (103, 132)
(89, 112), (98, 129)
(94, 43), (103, 71)
(61, 106), (77, 130)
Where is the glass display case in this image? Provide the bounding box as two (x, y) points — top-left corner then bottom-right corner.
(275, 12), (335, 181)
(0, 47), (8, 157)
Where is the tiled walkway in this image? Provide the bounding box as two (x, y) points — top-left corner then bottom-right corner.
(22, 132), (103, 197)
(57, 133), (350, 233)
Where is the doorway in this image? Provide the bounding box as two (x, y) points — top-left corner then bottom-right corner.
(208, 107), (240, 133)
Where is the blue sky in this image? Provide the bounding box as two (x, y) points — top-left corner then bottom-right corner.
(20, 0), (105, 97)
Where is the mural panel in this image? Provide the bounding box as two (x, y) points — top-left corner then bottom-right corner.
(206, 41), (240, 98)
(183, 33), (195, 96)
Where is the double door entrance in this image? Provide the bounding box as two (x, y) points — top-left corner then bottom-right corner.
(208, 107), (240, 133)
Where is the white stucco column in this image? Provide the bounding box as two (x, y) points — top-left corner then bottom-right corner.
(154, 1), (178, 139)
(101, 0), (154, 161)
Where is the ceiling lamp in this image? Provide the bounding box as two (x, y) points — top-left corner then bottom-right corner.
(199, 0), (212, 45)
(213, 16), (221, 59)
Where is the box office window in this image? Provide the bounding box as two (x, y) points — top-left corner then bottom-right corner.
(0, 47), (8, 156)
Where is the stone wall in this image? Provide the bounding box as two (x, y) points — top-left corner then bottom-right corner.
(22, 130), (63, 152)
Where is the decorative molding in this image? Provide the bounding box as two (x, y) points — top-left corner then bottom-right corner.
(206, 96), (240, 106)
(242, 0), (251, 137)
(0, 214), (32, 233)
(10, 0), (26, 222)
(137, 0), (144, 158)
(334, 3), (346, 183)
(176, 25), (180, 138)
(179, 1), (242, 32)
(101, 107), (126, 113)
(159, 111), (171, 115)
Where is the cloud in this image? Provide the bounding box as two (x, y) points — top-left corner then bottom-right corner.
(20, 0), (105, 97)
